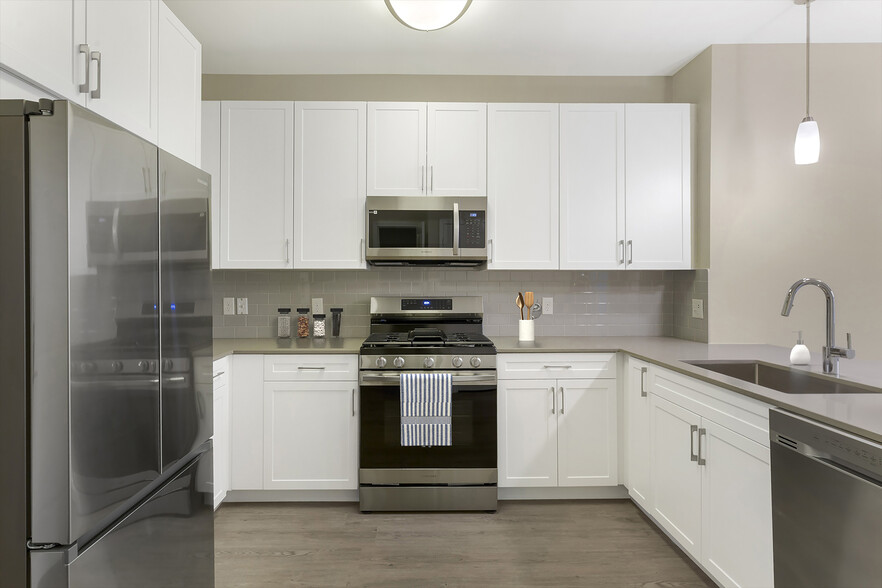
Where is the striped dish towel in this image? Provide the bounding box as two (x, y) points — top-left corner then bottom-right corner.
(400, 373), (452, 447)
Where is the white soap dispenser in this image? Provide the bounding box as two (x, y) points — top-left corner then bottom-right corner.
(790, 330), (811, 365)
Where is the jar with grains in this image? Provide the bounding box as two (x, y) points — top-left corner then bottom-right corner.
(277, 308), (291, 338)
(313, 314), (326, 338)
(296, 308), (310, 338)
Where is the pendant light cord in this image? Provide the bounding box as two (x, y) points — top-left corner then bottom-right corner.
(805, 0), (811, 117)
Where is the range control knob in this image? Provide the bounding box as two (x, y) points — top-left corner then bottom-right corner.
(469, 357), (482, 368)
(392, 356), (405, 368)
(111, 361), (124, 373)
(138, 360), (151, 373)
(451, 356), (464, 368)
(423, 357), (435, 369)
(375, 357), (387, 368)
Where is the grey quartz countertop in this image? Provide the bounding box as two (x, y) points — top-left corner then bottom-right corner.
(213, 335), (882, 443)
(213, 337), (363, 360)
(493, 336), (882, 443)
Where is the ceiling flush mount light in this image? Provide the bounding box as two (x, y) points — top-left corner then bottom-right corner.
(385, 0), (472, 32)
(794, 0), (819, 165)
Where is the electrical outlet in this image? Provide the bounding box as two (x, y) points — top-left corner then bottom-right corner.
(542, 297), (554, 315)
(692, 298), (704, 319)
(312, 298), (323, 315)
(223, 297), (235, 316)
(236, 297), (248, 315)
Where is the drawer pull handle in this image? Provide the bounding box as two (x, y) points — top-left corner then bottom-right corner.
(543, 365), (573, 369)
(297, 366), (326, 371)
(213, 371), (225, 379)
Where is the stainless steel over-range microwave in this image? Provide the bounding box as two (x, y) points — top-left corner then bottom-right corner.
(365, 196), (487, 266)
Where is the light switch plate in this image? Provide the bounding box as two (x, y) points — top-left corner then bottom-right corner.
(542, 297), (554, 315)
(312, 298), (323, 315)
(236, 297), (248, 315)
(223, 297), (235, 316)
(692, 298), (704, 319)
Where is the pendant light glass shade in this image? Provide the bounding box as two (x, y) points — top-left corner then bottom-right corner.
(385, 0), (472, 31)
(794, 116), (820, 164)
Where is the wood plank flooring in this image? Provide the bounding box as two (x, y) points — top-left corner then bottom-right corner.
(214, 500), (714, 588)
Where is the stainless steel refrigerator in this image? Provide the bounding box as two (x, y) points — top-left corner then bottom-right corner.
(0, 100), (214, 587)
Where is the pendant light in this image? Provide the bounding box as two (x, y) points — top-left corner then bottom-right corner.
(385, 0), (472, 32)
(794, 0), (820, 165)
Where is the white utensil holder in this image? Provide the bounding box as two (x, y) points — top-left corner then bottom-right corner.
(518, 319), (534, 342)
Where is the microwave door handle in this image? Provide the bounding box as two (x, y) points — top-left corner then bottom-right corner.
(111, 205), (121, 257)
(452, 202), (460, 256)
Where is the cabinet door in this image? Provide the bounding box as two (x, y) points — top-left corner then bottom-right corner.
(85, 0), (158, 142)
(487, 104), (559, 269)
(367, 102), (426, 196)
(157, 1), (201, 166)
(263, 381), (358, 490)
(201, 101), (221, 269)
(497, 379), (558, 487)
(219, 101), (294, 268)
(700, 420), (773, 588)
(230, 355), (263, 490)
(294, 101), (367, 269)
(625, 357), (652, 509)
(560, 104), (624, 270)
(650, 394), (702, 559)
(427, 102), (486, 197)
(624, 104), (692, 269)
(212, 370), (229, 509)
(0, 0), (86, 102)
(557, 379), (618, 487)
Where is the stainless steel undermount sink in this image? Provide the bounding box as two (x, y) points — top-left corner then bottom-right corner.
(683, 360), (879, 395)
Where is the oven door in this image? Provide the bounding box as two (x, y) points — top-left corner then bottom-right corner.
(365, 196), (487, 264)
(359, 370), (497, 484)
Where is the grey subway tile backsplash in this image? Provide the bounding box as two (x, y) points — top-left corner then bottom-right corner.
(212, 268), (709, 342)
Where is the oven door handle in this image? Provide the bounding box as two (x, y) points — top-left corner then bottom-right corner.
(359, 371), (496, 386)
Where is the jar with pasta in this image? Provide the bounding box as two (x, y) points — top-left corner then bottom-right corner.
(312, 313), (326, 338)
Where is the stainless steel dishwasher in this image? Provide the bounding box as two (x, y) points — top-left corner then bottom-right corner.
(770, 409), (882, 587)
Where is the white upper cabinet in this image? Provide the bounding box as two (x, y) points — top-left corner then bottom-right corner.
(487, 103), (560, 270)
(426, 103), (486, 197)
(367, 102), (486, 197)
(85, 0), (159, 143)
(624, 103), (693, 269)
(201, 101), (221, 269)
(293, 102), (367, 269)
(0, 0), (86, 103)
(560, 104), (624, 270)
(219, 101), (294, 269)
(157, 0), (201, 165)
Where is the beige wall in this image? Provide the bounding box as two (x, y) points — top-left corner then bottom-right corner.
(202, 74), (671, 102)
(707, 44), (882, 359)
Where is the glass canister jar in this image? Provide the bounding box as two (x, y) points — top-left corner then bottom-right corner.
(277, 308), (291, 338)
(296, 308), (310, 338)
(312, 313), (326, 338)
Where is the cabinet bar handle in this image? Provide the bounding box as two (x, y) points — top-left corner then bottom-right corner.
(284, 238), (290, 265)
(543, 365), (573, 369)
(488, 238), (493, 263)
(690, 424), (699, 462)
(352, 388), (356, 417)
(618, 240), (625, 265)
(89, 51), (102, 99)
(640, 367), (648, 397)
(560, 387), (565, 414)
(213, 371), (225, 379)
(421, 165), (425, 192)
(360, 237), (365, 263)
(627, 240), (633, 265)
(430, 165), (434, 192)
(296, 366), (326, 371)
(698, 428), (707, 466)
(550, 386), (555, 414)
(78, 44), (91, 94)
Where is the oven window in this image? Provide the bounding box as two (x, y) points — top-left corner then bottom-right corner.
(368, 210), (453, 249)
(359, 385), (497, 469)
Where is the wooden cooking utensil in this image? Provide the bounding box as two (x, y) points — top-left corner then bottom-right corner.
(524, 292), (534, 319)
(516, 292), (525, 321)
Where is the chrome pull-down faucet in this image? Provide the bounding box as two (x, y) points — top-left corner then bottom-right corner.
(781, 278), (855, 375)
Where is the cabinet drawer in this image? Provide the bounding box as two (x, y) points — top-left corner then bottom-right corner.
(498, 353), (616, 380)
(263, 354), (358, 381)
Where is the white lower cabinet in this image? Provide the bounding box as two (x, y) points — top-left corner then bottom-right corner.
(497, 354), (618, 488)
(263, 381), (358, 490)
(648, 364), (773, 588)
(212, 357), (230, 508)
(229, 353), (359, 492)
(624, 356), (652, 510)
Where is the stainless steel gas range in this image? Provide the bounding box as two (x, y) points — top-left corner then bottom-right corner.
(358, 296), (498, 512)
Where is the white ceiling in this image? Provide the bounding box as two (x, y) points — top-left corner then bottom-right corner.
(166, 0), (882, 76)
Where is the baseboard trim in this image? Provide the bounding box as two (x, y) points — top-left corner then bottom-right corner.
(498, 485), (629, 500)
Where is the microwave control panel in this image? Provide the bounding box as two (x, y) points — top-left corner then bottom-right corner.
(459, 211), (485, 248)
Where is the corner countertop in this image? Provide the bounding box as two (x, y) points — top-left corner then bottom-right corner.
(214, 335), (882, 443)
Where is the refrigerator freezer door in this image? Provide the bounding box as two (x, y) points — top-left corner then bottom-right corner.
(158, 150), (213, 471)
(30, 444), (215, 588)
(28, 102), (162, 546)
